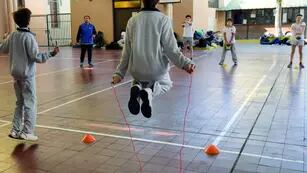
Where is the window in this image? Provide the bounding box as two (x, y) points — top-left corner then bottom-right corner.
(17, 0), (25, 8)
(254, 9), (274, 24)
(49, 0), (59, 28)
(232, 10), (246, 24)
(208, 0), (219, 8)
(232, 9), (274, 25)
(283, 8), (304, 24)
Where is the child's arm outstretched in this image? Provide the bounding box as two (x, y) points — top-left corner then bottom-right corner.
(0, 35), (10, 54)
(113, 25), (131, 84)
(26, 35), (59, 63)
(161, 17), (195, 73)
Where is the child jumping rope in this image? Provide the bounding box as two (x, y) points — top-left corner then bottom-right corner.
(288, 14), (306, 69)
(0, 8), (59, 141)
(219, 18), (238, 66)
(112, 0), (195, 118)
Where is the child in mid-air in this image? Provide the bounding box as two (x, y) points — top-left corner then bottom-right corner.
(112, 0), (195, 118)
(0, 8), (59, 141)
(288, 14), (306, 69)
(219, 18), (238, 66)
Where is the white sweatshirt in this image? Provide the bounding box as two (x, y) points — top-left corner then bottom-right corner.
(114, 10), (193, 82)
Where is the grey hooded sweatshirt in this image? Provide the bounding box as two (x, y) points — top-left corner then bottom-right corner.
(114, 9), (193, 82)
(0, 28), (52, 79)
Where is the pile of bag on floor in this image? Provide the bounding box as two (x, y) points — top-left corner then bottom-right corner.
(73, 31), (106, 49)
(175, 30), (223, 50)
(193, 30), (223, 48)
(260, 31), (307, 45)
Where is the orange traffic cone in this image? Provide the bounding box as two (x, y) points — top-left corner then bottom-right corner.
(82, 134), (96, 144)
(204, 144), (220, 156)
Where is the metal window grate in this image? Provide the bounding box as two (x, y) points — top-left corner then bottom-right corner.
(29, 13), (71, 47)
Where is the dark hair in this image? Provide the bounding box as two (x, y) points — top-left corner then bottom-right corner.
(296, 14), (303, 17)
(227, 18), (233, 22)
(142, 0), (159, 8)
(186, 15), (192, 18)
(13, 8), (32, 28)
(84, 15), (91, 19)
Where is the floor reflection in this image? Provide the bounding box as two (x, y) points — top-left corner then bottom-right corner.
(11, 143), (39, 173)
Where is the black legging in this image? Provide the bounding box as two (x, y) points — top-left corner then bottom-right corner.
(80, 45), (93, 64)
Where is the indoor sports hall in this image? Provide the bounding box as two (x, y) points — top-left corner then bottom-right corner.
(0, 0), (307, 173)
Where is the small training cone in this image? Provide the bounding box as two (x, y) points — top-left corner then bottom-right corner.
(204, 144), (220, 156)
(295, 66), (299, 70)
(223, 64), (228, 68)
(82, 134), (96, 144)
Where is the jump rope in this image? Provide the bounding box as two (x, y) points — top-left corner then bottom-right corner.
(111, 73), (193, 173)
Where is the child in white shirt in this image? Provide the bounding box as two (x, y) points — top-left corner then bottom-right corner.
(182, 15), (194, 59)
(288, 14), (306, 69)
(219, 18), (238, 66)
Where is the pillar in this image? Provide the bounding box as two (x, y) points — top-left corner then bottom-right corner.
(164, 3), (173, 20)
(6, 0), (18, 33)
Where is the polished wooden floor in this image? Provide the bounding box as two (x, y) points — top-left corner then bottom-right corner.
(0, 44), (306, 173)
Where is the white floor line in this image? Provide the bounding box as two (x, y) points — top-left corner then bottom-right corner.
(0, 121), (299, 164)
(37, 80), (132, 114)
(212, 62), (277, 146)
(0, 80), (13, 85)
(0, 119), (10, 123)
(36, 59), (115, 77)
(0, 122), (11, 127)
(0, 118), (304, 164)
(0, 59), (116, 85)
(37, 54), (204, 115)
(0, 56), (303, 164)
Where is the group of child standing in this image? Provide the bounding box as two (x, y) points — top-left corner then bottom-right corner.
(0, 0), (305, 141)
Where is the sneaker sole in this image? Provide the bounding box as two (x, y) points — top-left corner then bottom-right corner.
(8, 134), (19, 139)
(19, 136), (38, 141)
(140, 90), (152, 118)
(128, 86), (141, 115)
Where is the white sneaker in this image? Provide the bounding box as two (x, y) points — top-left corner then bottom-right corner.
(140, 88), (153, 118)
(20, 133), (38, 141)
(8, 131), (19, 139)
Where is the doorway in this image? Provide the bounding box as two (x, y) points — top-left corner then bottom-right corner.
(113, 0), (141, 41)
(114, 8), (139, 41)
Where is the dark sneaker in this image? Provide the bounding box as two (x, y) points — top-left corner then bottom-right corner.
(89, 64), (94, 68)
(287, 63), (292, 68)
(234, 62), (238, 66)
(300, 63), (305, 69)
(140, 88), (153, 118)
(219, 62), (223, 66)
(128, 84), (141, 115)
(80, 64), (84, 68)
